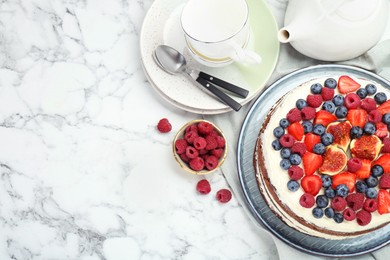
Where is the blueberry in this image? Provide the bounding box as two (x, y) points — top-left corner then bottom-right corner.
(289, 153), (302, 165)
(335, 106), (348, 118)
(324, 78), (337, 89)
(273, 126), (285, 138)
(316, 195), (329, 208)
(279, 118), (290, 129)
(371, 164), (384, 177)
(366, 187), (378, 199)
(363, 122), (376, 135)
(313, 143), (326, 154)
(365, 84), (377, 95)
(382, 113), (390, 124)
(336, 184), (349, 197)
(310, 83), (322, 94)
(325, 207), (335, 218)
(356, 88), (368, 99)
(374, 92), (387, 104)
(312, 207), (324, 218)
(322, 101), (336, 113)
(365, 176), (378, 187)
(332, 94), (344, 106)
(302, 120), (313, 133)
(355, 180), (368, 193)
(321, 133), (334, 146)
(325, 187), (336, 198)
(272, 139), (282, 150)
(280, 159), (291, 170)
(296, 99), (307, 110)
(280, 148), (291, 159)
(321, 175), (332, 188)
(313, 124), (326, 135)
(287, 180), (300, 192)
(350, 126), (363, 139)
(333, 212), (344, 223)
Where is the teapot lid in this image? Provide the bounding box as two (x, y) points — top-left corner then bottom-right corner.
(321, 0), (380, 22)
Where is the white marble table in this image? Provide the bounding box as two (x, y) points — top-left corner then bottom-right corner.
(0, 0), (279, 259)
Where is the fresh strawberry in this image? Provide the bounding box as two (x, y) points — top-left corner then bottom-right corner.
(301, 175), (322, 196)
(373, 154), (390, 173)
(375, 122), (389, 139)
(379, 174), (390, 189)
(347, 109), (368, 128)
(377, 189), (390, 215)
(287, 122), (304, 141)
(314, 110), (337, 126)
(304, 133), (321, 152)
(338, 75), (361, 94)
(302, 152), (323, 175)
(332, 172), (357, 192)
(354, 159), (371, 179)
(377, 100), (390, 115)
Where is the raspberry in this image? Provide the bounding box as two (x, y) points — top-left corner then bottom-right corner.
(205, 155), (219, 170)
(331, 196), (347, 211)
(346, 193), (364, 211)
(198, 148), (208, 155)
(179, 153), (190, 163)
(361, 98), (377, 112)
(184, 131), (199, 144)
(186, 146), (199, 159)
(301, 106), (316, 120)
(175, 139), (188, 154)
(216, 136), (226, 148)
(288, 165), (304, 180)
(321, 87), (334, 101)
(186, 124), (198, 134)
(306, 94), (323, 108)
(205, 135), (218, 150)
(208, 130), (219, 138)
(157, 118), (172, 133)
(198, 122), (213, 135)
(210, 148), (224, 158)
(189, 157), (205, 171)
(356, 210), (372, 226)
(196, 179), (211, 194)
(382, 137), (390, 153)
(347, 158), (362, 173)
(299, 193), (315, 208)
(344, 93), (361, 109)
(291, 142), (307, 156)
(279, 134), (295, 148)
(216, 189), (232, 203)
(368, 110), (383, 123)
(363, 198), (378, 212)
(193, 137), (207, 150)
(286, 108), (302, 123)
(343, 208), (356, 221)
(379, 174), (390, 189)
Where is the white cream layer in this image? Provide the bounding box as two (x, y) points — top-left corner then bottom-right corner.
(258, 75), (390, 239)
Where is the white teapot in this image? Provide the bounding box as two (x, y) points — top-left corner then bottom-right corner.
(278, 0), (389, 61)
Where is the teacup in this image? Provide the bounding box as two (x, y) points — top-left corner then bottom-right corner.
(180, 0), (261, 67)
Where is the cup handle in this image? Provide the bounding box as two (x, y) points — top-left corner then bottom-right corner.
(229, 41), (262, 64)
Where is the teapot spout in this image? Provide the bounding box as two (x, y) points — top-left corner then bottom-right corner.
(278, 27), (293, 43)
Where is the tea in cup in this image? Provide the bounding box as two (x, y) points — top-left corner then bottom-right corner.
(181, 0), (261, 67)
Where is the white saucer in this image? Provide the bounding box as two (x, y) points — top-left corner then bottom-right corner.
(140, 0), (280, 114)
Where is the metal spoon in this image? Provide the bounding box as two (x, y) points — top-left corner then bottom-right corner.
(153, 45), (245, 111)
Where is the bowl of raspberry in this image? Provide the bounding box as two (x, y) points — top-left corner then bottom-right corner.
(173, 119), (228, 174)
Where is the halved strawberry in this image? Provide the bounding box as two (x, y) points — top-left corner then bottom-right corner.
(338, 75), (361, 94)
(304, 133), (321, 152)
(287, 122), (304, 141)
(332, 172), (357, 192)
(301, 175), (322, 196)
(377, 100), (390, 115)
(377, 189), (390, 215)
(375, 122), (389, 139)
(354, 159), (371, 179)
(347, 109), (368, 128)
(302, 152), (323, 175)
(314, 110), (337, 126)
(373, 154), (390, 173)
